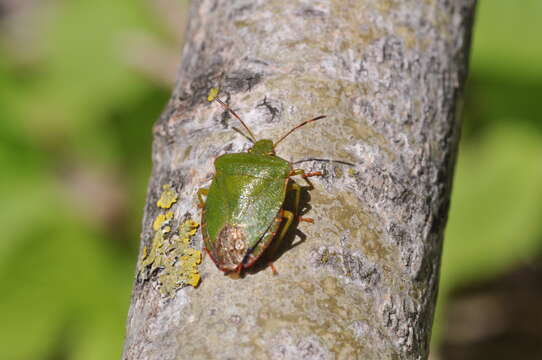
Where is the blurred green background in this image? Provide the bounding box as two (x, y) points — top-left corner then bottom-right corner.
(0, 1), (540, 359)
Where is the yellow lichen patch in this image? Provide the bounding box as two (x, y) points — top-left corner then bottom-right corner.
(173, 220), (202, 289)
(142, 245), (148, 260)
(207, 87), (220, 102)
(188, 273), (200, 287)
(137, 245), (149, 270)
(137, 182), (202, 295)
(139, 232), (161, 270)
(157, 184), (178, 209)
(138, 217), (202, 296)
(153, 211), (174, 231)
(177, 245), (202, 288)
(180, 219), (199, 239)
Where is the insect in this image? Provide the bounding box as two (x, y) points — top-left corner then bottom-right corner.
(198, 89), (325, 276)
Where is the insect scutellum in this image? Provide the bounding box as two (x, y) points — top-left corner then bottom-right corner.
(207, 88), (326, 154)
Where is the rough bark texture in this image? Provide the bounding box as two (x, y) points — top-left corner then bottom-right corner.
(123, 0), (476, 359)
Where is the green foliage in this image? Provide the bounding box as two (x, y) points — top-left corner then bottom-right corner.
(470, 0), (542, 83)
(0, 0), (174, 358)
(432, 0), (542, 348)
(443, 126), (542, 287)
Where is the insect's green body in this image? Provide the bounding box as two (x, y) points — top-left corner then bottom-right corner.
(199, 90), (324, 274)
(201, 141), (291, 272)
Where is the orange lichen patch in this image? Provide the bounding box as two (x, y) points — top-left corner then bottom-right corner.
(156, 184), (178, 209)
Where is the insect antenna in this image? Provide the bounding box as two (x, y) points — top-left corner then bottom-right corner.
(293, 158), (356, 166)
(209, 93), (258, 143)
(273, 115), (326, 148)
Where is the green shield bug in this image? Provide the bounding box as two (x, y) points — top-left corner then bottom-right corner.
(198, 89), (325, 276)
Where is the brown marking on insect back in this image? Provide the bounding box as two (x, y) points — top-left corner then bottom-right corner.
(216, 224), (247, 270)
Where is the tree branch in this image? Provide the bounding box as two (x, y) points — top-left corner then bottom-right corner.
(123, 0), (476, 358)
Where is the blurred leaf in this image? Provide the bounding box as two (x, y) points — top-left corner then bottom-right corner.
(5, 0), (163, 166)
(432, 124), (542, 347)
(462, 75), (542, 139)
(443, 125), (542, 286)
(0, 0), (169, 359)
(471, 0), (542, 82)
(0, 220), (133, 359)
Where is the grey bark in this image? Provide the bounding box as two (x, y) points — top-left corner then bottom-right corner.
(123, 0), (476, 359)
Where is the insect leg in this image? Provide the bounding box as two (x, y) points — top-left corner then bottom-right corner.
(289, 169), (323, 178)
(290, 182), (301, 214)
(265, 209), (295, 275)
(267, 210), (295, 255)
(290, 182), (314, 223)
(197, 188), (209, 208)
(289, 169), (323, 189)
(289, 168), (323, 197)
(277, 210), (294, 243)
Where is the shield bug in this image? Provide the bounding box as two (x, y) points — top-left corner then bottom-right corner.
(198, 89), (325, 276)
